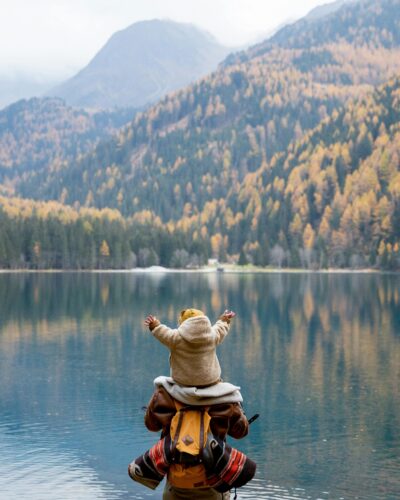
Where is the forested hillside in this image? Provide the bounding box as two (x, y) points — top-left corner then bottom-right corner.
(2, 76), (399, 269)
(18, 0), (400, 213)
(1, 0), (400, 269)
(226, 0), (400, 64)
(0, 97), (133, 190)
(231, 76), (400, 268)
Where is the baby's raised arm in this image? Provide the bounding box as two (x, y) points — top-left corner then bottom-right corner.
(219, 309), (236, 323)
(212, 309), (236, 345)
(144, 315), (160, 331)
(144, 315), (180, 347)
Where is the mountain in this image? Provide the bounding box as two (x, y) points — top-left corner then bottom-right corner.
(224, 0), (400, 65)
(271, 0), (400, 49)
(238, 75), (400, 268)
(23, 0), (400, 211)
(1, 75), (399, 270)
(1, 0), (400, 270)
(305, 0), (354, 21)
(0, 97), (134, 187)
(48, 19), (230, 109)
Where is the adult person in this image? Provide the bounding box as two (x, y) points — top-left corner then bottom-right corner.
(142, 377), (253, 499)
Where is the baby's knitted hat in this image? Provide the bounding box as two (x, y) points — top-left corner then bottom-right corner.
(179, 308), (204, 324)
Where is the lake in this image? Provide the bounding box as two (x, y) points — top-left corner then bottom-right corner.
(0, 271), (399, 499)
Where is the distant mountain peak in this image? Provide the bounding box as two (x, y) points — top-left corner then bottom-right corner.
(222, 0), (400, 66)
(48, 19), (230, 109)
(305, 0), (356, 21)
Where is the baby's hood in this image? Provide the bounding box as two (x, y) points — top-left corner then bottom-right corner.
(178, 315), (214, 344)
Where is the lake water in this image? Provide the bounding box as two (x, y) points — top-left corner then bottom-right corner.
(0, 272), (399, 500)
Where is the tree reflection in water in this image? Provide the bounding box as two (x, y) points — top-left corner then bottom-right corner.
(0, 271), (399, 499)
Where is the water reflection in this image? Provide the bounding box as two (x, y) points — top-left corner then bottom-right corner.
(0, 272), (399, 499)
(0, 419), (126, 500)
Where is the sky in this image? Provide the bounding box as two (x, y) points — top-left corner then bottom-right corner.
(0, 0), (333, 81)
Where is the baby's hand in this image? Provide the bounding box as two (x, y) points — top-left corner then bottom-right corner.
(220, 310), (236, 323)
(144, 315), (160, 331)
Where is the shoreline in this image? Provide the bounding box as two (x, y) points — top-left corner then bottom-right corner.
(0, 266), (393, 274)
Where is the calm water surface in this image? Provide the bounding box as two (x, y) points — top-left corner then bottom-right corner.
(0, 272), (399, 499)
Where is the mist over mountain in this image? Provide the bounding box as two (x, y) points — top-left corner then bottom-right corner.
(270, 0), (400, 49)
(224, 0), (399, 65)
(48, 19), (230, 109)
(0, 75), (59, 111)
(305, 0), (355, 21)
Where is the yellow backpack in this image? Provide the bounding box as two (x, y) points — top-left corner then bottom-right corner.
(168, 401), (211, 489)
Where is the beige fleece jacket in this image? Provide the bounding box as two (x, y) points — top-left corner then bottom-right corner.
(151, 315), (230, 387)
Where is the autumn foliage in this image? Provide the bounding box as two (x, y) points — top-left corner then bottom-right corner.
(1, 0), (400, 269)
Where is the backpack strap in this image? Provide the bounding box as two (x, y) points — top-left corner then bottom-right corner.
(199, 409), (205, 461)
(170, 405), (190, 455)
(170, 402), (210, 459)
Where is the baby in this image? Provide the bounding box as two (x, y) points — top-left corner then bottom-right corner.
(144, 308), (235, 387)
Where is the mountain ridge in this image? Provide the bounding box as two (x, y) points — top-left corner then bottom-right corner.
(1, 0), (400, 269)
(26, 0), (400, 216)
(305, 0), (355, 21)
(48, 19), (230, 109)
(222, 0), (399, 66)
(0, 97), (134, 183)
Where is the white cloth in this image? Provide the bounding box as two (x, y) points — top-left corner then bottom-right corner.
(154, 375), (243, 405)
